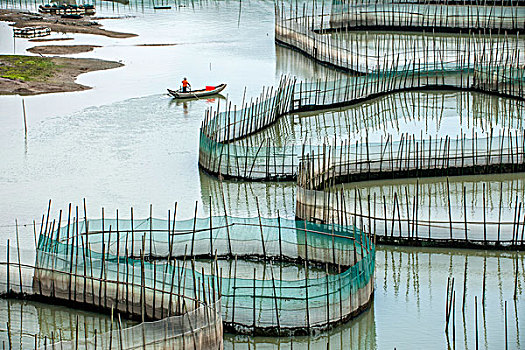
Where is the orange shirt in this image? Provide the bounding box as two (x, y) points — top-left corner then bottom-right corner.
(182, 79), (189, 87)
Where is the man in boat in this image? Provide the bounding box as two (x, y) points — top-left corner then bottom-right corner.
(182, 77), (191, 92)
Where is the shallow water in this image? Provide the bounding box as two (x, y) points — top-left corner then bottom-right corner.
(0, 0), (341, 239)
(332, 173), (525, 241)
(0, 0), (523, 348)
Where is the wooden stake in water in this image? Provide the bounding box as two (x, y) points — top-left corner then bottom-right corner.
(452, 291), (456, 347)
(256, 198), (267, 259)
(22, 99), (27, 136)
(269, 262), (280, 335)
(505, 300), (508, 350)
(513, 255), (518, 300)
(15, 220), (22, 294)
(252, 267), (256, 333)
(191, 201), (198, 257)
(475, 295), (478, 350)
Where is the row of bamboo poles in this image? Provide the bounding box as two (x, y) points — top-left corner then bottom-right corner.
(242, 90), (525, 147)
(199, 25), (525, 179)
(198, 3), (525, 179)
(298, 129), (525, 191)
(200, 75), (295, 144)
(235, 4), (525, 249)
(332, 0), (525, 6)
(2, 300), (131, 349)
(276, 0), (525, 35)
(0, 258), (222, 349)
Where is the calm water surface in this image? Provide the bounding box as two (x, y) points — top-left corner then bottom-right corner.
(0, 0), (523, 348)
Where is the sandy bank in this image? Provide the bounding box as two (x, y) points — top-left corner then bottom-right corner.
(27, 45), (101, 55)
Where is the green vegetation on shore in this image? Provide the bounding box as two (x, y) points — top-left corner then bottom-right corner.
(0, 55), (59, 81)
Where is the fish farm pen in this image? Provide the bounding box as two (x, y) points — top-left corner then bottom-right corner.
(0, 201), (374, 346)
(198, 57), (525, 180)
(0, 214), (223, 348)
(0, 0), (524, 348)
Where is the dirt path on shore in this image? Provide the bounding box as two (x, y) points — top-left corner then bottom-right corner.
(0, 55), (123, 95)
(0, 9), (137, 38)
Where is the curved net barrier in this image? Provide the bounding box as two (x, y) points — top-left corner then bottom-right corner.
(297, 129), (525, 187)
(327, 0), (525, 34)
(196, 1), (525, 252)
(0, 233), (223, 349)
(296, 139), (525, 249)
(226, 90), (525, 147)
(200, 76), (296, 144)
(199, 56), (525, 180)
(34, 205), (375, 336)
(276, 2), (525, 74)
(198, 3), (525, 181)
(38, 300), (222, 349)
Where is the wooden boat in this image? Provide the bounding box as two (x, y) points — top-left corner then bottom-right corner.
(167, 84), (226, 99)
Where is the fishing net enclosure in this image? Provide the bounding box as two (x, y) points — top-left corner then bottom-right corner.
(328, 0), (525, 33)
(199, 58), (525, 181)
(198, 0), (525, 251)
(0, 233), (223, 349)
(3, 0), (525, 346)
(199, 4), (525, 181)
(198, 0), (525, 189)
(33, 210), (375, 336)
(37, 300), (222, 349)
(296, 141), (525, 248)
(275, 2), (525, 73)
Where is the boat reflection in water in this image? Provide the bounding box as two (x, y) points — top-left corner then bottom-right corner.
(168, 94), (226, 112)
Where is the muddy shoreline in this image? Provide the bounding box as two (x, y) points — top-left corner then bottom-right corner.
(29, 37), (74, 42)
(0, 55), (123, 95)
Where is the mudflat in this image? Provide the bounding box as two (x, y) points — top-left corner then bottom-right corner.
(0, 55), (123, 95)
(27, 45), (101, 55)
(28, 37), (75, 42)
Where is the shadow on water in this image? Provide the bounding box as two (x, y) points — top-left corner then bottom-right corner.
(168, 93), (226, 106)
